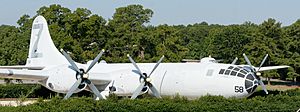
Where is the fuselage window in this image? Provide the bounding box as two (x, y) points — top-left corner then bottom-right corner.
(237, 73), (245, 78)
(206, 69), (214, 76)
(228, 66), (234, 69)
(233, 67), (240, 71)
(219, 69), (225, 74)
(230, 71), (237, 76)
(225, 70), (230, 75)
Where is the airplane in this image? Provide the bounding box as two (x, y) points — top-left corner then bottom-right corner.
(0, 16), (289, 100)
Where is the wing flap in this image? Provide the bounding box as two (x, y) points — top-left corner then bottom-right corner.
(0, 69), (47, 80)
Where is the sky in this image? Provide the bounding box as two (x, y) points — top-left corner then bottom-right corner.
(0, 0), (300, 26)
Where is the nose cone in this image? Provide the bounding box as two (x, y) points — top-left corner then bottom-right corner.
(244, 72), (259, 94)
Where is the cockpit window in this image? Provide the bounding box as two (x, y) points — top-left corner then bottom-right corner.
(230, 71), (237, 76)
(246, 74), (255, 81)
(237, 73), (245, 78)
(219, 69), (225, 74)
(228, 66), (234, 69)
(225, 70), (230, 75)
(233, 67), (240, 71)
(245, 80), (253, 89)
(243, 66), (252, 72)
(252, 85), (257, 92)
(219, 66), (253, 79)
(240, 70), (247, 74)
(246, 85), (257, 94)
(246, 88), (252, 93)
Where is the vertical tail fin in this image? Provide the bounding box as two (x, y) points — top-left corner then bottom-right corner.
(26, 16), (66, 67)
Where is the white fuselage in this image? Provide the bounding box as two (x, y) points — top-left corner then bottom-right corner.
(42, 61), (258, 99)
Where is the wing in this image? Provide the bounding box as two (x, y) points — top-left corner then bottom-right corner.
(0, 66), (44, 70)
(0, 69), (48, 80)
(256, 66), (289, 72)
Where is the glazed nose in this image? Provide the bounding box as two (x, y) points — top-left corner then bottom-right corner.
(244, 72), (259, 93)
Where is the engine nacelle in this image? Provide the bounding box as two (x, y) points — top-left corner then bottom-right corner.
(43, 64), (86, 93)
(140, 86), (149, 95)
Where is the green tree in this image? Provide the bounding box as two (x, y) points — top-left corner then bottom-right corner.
(207, 25), (252, 63)
(0, 25), (28, 65)
(178, 23), (209, 59)
(106, 4), (154, 62)
(153, 25), (188, 62)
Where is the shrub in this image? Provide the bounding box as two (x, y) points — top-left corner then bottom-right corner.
(0, 84), (299, 111)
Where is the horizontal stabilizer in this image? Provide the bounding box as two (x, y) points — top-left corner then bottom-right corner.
(0, 66), (44, 70)
(0, 69), (48, 80)
(256, 66), (289, 71)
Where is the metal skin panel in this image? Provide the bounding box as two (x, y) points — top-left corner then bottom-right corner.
(87, 63), (251, 99)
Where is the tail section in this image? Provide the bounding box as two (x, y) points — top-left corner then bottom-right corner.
(26, 16), (66, 67)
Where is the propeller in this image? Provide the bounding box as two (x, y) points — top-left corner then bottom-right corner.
(127, 54), (164, 99)
(61, 49), (105, 99)
(243, 53), (269, 94)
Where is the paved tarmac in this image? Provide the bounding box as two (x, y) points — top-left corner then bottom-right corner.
(0, 79), (38, 84)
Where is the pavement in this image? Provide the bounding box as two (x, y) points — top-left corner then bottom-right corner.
(0, 79), (38, 84)
(0, 98), (39, 106)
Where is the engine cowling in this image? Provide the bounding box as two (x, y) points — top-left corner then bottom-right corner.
(44, 65), (87, 93)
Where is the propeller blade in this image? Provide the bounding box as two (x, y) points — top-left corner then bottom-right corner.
(109, 80), (116, 92)
(148, 83), (161, 98)
(111, 80), (115, 86)
(257, 54), (269, 71)
(61, 49), (81, 73)
(87, 80), (105, 99)
(132, 70), (143, 76)
(243, 53), (255, 72)
(231, 57), (238, 65)
(258, 79), (268, 94)
(149, 55), (164, 77)
(131, 81), (146, 99)
(85, 49), (105, 73)
(127, 54), (145, 78)
(64, 78), (82, 99)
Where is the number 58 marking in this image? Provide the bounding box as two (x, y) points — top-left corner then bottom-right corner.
(234, 86), (243, 93)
